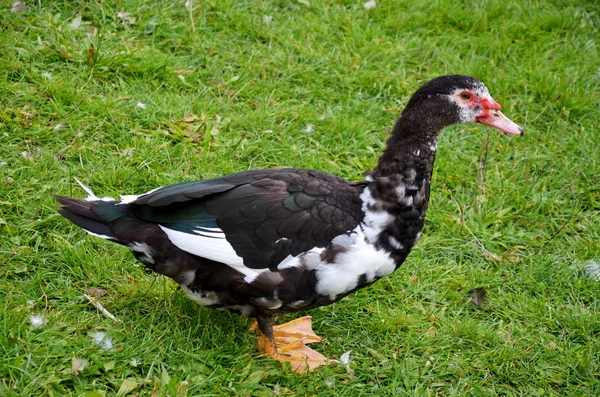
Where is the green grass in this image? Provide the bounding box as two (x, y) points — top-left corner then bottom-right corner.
(1, 0), (599, 395)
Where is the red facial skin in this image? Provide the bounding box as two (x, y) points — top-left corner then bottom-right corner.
(458, 90), (524, 136)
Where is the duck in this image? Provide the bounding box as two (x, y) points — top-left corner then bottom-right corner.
(55, 75), (523, 373)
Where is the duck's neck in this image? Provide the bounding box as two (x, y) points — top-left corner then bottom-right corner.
(361, 110), (441, 265)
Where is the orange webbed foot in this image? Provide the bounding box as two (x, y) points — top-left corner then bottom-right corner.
(252, 316), (338, 373)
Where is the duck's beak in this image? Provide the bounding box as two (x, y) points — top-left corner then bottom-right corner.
(476, 101), (524, 136)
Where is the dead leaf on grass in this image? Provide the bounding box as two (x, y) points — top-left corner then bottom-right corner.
(159, 113), (207, 143)
(467, 287), (487, 308)
(86, 287), (107, 298)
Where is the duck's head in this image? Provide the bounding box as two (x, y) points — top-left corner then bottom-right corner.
(403, 75), (524, 136)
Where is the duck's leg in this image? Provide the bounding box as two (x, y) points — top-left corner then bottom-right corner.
(253, 314), (337, 373)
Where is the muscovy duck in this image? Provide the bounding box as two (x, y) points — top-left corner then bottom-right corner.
(56, 75), (523, 372)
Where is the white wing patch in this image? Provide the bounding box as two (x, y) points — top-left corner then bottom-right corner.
(158, 225), (267, 280)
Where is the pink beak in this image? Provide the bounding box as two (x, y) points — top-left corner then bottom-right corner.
(476, 98), (524, 136)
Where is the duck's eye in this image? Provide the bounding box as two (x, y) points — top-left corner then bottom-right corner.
(460, 92), (471, 100)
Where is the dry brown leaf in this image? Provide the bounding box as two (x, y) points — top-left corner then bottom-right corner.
(484, 251), (502, 262)
(86, 287), (107, 298)
(181, 114), (201, 123)
(503, 251), (521, 263)
(158, 114), (206, 143)
(467, 287), (487, 308)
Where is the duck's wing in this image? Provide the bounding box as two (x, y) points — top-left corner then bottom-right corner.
(131, 168), (365, 271)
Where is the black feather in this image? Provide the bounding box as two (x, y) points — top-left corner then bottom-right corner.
(54, 196), (121, 240)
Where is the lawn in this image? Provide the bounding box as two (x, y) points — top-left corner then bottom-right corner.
(1, 0), (599, 395)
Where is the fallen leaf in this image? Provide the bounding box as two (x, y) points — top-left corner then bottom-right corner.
(182, 114), (201, 123)
(503, 251), (520, 263)
(467, 287), (487, 307)
(116, 379), (139, 397)
(484, 251), (502, 262)
(84, 391), (106, 397)
(70, 15), (82, 30)
(86, 46), (96, 64)
(366, 347), (385, 361)
(159, 114), (204, 142)
(173, 69), (194, 76)
(410, 273), (418, 283)
(104, 361), (116, 372)
(86, 287), (107, 298)
(178, 381), (189, 397)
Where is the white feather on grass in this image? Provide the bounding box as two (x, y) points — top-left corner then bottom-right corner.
(584, 260), (600, 281)
(90, 331), (113, 350)
(340, 350), (352, 365)
(363, 0), (376, 10)
(29, 314), (48, 329)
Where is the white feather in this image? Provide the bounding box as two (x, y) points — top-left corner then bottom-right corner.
(388, 236), (404, 250)
(129, 242), (155, 264)
(117, 186), (162, 205)
(192, 226), (226, 238)
(340, 350), (352, 365)
(73, 177), (114, 202)
(74, 177), (97, 200)
(277, 254), (301, 270)
(119, 195), (139, 204)
(158, 225), (267, 279)
(84, 230), (114, 240)
(584, 260), (600, 281)
(182, 286), (220, 305)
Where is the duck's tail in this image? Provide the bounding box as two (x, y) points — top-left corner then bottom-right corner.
(55, 195), (124, 241)
(55, 179), (131, 244)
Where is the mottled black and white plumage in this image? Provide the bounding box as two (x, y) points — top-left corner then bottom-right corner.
(56, 75), (523, 353)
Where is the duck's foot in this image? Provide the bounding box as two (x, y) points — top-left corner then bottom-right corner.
(252, 316), (338, 373)
(271, 316), (322, 345)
